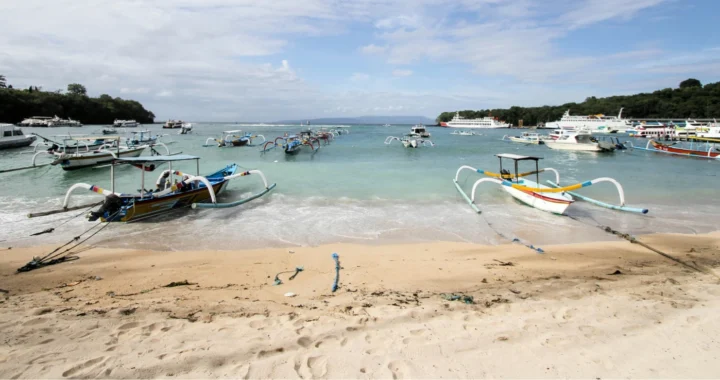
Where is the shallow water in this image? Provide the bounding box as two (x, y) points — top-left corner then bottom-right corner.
(1, 124), (718, 251)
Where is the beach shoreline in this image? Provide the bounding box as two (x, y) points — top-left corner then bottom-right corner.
(1, 232), (719, 378)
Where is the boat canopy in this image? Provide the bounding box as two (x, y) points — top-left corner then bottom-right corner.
(495, 153), (542, 161)
(223, 130), (243, 134)
(66, 136), (120, 141)
(114, 154), (199, 164)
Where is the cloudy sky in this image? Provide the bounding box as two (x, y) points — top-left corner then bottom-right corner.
(1, 0), (718, 121)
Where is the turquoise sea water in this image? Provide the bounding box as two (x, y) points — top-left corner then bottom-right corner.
(0, 123), (718, 251)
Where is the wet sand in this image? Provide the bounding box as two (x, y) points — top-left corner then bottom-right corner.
(1, 232), (719, 378)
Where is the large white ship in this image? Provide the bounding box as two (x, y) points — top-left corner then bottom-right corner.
(546, 108), (631, 133)
(442, 112), (509, 129)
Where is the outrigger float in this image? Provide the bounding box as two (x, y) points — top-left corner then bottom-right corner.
(453, 153), (647, 215)
(204, 130), (266, 147)
(261, 133), (320, 155)
(29, 155), (277, 222)
(626, 139), (719, 159)
(385, 135), (435, 148)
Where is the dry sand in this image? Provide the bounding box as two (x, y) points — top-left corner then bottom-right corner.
(1, 232), (720, 378)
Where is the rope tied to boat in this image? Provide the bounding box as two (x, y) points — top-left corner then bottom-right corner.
(17, 208), (119, 273)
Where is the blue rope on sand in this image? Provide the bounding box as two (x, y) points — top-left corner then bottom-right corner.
(331, 253), (340, 292)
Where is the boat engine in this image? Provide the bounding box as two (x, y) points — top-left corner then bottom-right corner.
(88, 194), (123, 221)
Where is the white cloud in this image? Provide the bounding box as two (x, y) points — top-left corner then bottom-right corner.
(375, 15), (421, 30)
(392, 69), (413, 77)
(360, 44), (387, 55)
(350, 73), (370, 82)
(156, 90), (173, 97)
(120, 87), (150, 94)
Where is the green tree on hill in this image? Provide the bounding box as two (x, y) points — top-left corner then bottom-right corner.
(679, 78), (702, 89)
(67, 83), (87, 96)
(436, 78), (720, 125)
(0, 75), (6, 88)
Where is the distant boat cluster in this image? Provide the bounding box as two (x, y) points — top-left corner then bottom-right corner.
(19, 115), (82, 127)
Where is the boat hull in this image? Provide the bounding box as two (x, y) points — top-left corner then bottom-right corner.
(0, 136), (37, 149)
(545, 142), (602, 151)
(508, 136), (543, 145)
(55, 147), (147, 170)
(502, 179), (573, 215)
(230, 139), (249, 147)
(650, 141), (720, 158)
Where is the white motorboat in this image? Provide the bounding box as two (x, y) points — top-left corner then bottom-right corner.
(443, 112), (509, 129)
(0, 124), (37, 149)
(544, 129), (615, 152)
(178, 124), (193, 135)
(114, 119), (139, 128)
(548, 126), (577, 140)
(503, 132), (545, 144)
(163, 119), (191, 129)
(697, 120), (720, 138)
(409, 124), (431, 137)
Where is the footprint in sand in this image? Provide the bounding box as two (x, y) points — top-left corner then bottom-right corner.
(297, 336), (312, 348)
(365, 347), (386, 356)
(61, 357), (106, 378)
(307, 356), (328, 378)
(314, 335), (340, 348)
(388, 360), (410, 380)
(117, 322), (139, 331)
(409, 329), (425, 336)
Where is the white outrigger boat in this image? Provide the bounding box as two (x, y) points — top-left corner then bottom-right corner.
(451, 130), (477, 136)
(204, 130), (266, 147)
(544, 129), (616, 152)
(453, 153), (647, 215)
(385, 135), (435, 148)
(29, 155), (277, 222)
(502, 132), (545, 144)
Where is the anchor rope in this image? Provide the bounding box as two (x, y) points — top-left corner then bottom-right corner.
(0, 201), (103, 242)
(565, 214), (718, 278)
(17, 209), (119, 273)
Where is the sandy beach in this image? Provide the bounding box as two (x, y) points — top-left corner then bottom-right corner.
(1, 232), (719, 378)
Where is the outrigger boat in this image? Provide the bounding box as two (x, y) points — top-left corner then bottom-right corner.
(453, 153), (647, 215)
(626, 139), (719, 159)
(385, 135), (435, 148)
(49, 136), (151, 170)
(451, 130), (477, 136)
(261, 133), (320, 155)
(502, 132), (545, 145)
(29, 155), (277, 222)
(204, 130), (266, 147)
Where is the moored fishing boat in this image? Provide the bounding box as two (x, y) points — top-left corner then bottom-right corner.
(453, 153), (646, 215)
(451, 130), (477, 136)
(30, 155), (277, 222)
(163, 119), (190, 129)
(384, 135), (435, 148)
(205, 130), (265, 147)
(261, 133), (320, 155)
(626, 139), (719, 159)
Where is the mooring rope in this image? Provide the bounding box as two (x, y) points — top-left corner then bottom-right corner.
(17, 209), (118, 273)
(566, 214), (718, 278)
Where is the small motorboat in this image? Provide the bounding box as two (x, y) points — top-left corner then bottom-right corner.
(113, 119), (138, 128)
(178, 124), (193, 135)
(544, 129), (615, 152)
(502, 132), (545, 144)
(102, 127), (117, 135)
(410, 124), (431, 138)
(0, 124), (36, 149)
